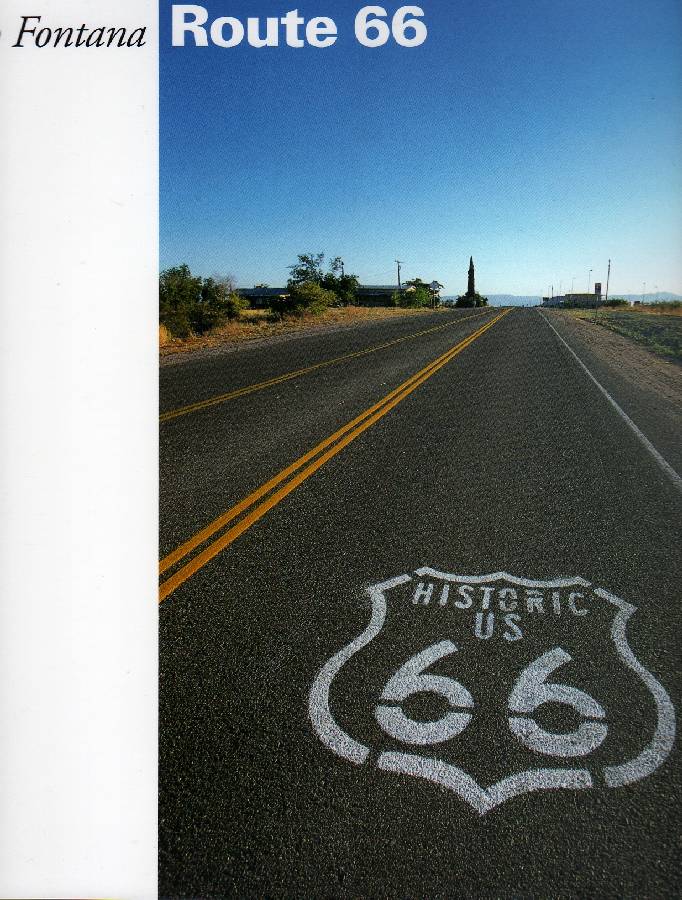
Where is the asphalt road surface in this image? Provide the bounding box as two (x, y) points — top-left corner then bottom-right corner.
(159, 307), (681, 898)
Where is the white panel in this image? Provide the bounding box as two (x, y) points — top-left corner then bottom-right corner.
(0, 2), (158, 897)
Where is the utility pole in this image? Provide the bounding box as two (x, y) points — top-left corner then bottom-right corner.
(595, 259), (610, 321)
(340, 259), (345, 277)
(395, 260), (402, 289)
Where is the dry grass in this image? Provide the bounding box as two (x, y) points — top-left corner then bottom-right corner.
(569, 304), (682, 319)
(608, 304), (682, 317)
(644, 306), (682, 317)
(159, 305), (449, 357)
(557, 307), (682, 362)
(159, 323), (173, 346)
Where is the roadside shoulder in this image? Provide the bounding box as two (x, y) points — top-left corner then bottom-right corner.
(160, 308), (460, 368)
(539, 310), (682, 481)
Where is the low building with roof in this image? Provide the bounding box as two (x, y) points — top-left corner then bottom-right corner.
(237, 283), (442, 309)
(236, 286), (289, 308)
(541, 285), (603, 308)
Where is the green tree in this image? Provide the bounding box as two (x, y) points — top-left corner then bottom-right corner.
(159, 264), (203, 338)
(320, 271), (359, 305)
(467, 256), (476, 296)
(455, 256), (487, 307)
(288, 252), (325, 285)
(288, 252), (359, 305)
(396, 278), (431, 308)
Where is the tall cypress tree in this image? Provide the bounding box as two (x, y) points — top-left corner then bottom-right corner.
(455, 255), (488, 308)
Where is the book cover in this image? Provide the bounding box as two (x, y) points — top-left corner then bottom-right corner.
(2, 1), (681, 897)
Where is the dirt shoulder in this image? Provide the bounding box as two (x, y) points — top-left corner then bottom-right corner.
(561, 307), (682, 363)
(549, 311), (682, 405)
(160, 306), (454, 367)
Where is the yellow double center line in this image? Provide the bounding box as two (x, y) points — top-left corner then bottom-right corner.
(160, 310), (492, 423)
(159, 309), (510, 602)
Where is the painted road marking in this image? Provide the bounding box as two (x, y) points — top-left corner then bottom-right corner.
(309, 569), (675, 815)
(540, 311), (682, 494)
(160, 310), (493, 423)
(159, 310), (511, 601)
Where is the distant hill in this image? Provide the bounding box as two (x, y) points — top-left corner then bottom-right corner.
(442, 293), (682, 307)
(487, 295), (542, 307)
(616, 293), (682, 303)
(442, 295), (541, 307)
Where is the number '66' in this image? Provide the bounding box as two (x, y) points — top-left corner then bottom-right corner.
(375, 642), (608, 758)
(355, 6), (428, 48)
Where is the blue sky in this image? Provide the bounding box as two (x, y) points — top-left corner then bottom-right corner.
(160, 1), (682, 295)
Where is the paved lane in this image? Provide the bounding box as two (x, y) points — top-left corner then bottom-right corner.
(542, 310), (682, 479)
(160, 308), (487, 416)
(160, 308), (496, 558)
(160, 308), (681, 898)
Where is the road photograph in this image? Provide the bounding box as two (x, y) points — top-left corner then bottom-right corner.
(158, 1), (681, 897)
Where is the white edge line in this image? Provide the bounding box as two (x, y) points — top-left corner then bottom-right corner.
(539, 312), (682, 493)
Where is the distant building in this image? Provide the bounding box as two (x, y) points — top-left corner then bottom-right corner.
(541, 285), (603, 308)
(237, 286), (288, 308)
(356, 285), (402, 306)
(237, 283), (442, 308)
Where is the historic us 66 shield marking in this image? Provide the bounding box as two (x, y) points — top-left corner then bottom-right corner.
(308, 569), (675, 815)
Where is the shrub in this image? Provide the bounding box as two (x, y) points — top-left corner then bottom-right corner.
(188, 302), (222, 335)
(649, 300), (682, 312)
(159, 265), (247, 338)
(200, 277), (248, 324)
(455, 293), (488, 308)
(162, 307), (193, 338)
(269, 281), (337, 317)
(223, 291), (249, 320)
